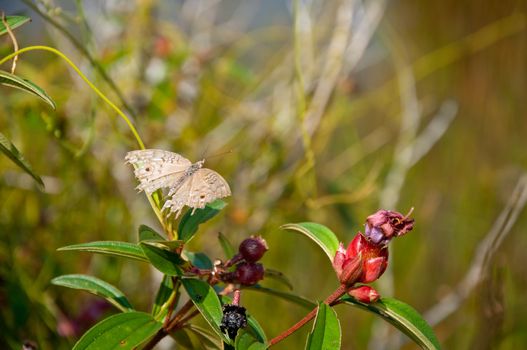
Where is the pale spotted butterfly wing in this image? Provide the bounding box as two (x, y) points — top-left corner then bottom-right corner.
(125, 149), (231, 217)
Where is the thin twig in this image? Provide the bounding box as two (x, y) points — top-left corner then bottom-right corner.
(1, 12), (19, 74)
(303, 0), (355, 136)
(425, 174), (527, 325)
(268, 284), (348, 347)
(407, 100), (458, 167)
(387, 173), (527, 348)
(20, 0), (137, 119)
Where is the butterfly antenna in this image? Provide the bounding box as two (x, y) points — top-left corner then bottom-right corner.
(200, 144), (211, 161)
(206, 149), (235, 160)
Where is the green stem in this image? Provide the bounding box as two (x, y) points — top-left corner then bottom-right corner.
(0, 45), (144, 149)
(0, 45), (166, 226)
(20, 0), (138, 120)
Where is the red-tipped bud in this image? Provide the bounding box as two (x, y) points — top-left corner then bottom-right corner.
(364, 209), (414, 245)
(239, 236), (268, 262)
(333, 233), (389, 285)
(235, 262), (265, 286)
(348, 286), (380, 303)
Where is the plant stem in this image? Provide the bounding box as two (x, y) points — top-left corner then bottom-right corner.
(232, 289), (241, 305)
(1, 12), (19, 74)
(166, 299), (195, 331)
(0, 46), (144, 149)
(143, 298), (196, 349)
(142, 328), (168, 350)
(0, 45), (166, 225)
(268, 284), (348, 347)
(20, 0), (138, 120)
(172, 309), (200, 330)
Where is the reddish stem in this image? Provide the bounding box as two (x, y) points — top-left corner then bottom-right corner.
(233, 289), (241, 305)
(166, 299), (195, 331)
(268, 284), (348, 347)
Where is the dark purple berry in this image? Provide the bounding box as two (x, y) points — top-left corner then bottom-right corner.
(238, 236), (268, 262)
(235, 262), (264, 286)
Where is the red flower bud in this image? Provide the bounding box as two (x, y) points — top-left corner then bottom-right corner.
(348, 285), (380, 303)
(235, 262), (265, 286)
(333, 233), (389, 285)
(239, 236), (268, 262)
(364, 209), (414, 245)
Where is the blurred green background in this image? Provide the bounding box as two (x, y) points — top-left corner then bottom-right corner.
(1, 0), (526, 349)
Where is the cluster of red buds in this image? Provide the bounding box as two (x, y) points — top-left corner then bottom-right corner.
(332, 209), (414, 303)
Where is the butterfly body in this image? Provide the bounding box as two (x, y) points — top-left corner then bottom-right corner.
(125, 149), (230, 217)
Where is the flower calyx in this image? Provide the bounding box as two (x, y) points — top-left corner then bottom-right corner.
(333, 233), (389, 286)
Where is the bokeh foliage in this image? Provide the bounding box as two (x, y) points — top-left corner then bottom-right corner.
(0, 0), (526, 349)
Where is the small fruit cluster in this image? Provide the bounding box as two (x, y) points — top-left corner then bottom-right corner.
(219, 236), (268, 286)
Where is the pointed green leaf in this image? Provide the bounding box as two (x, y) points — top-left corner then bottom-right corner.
(281, 223), (339, 262)
(72, 311), (162, 350)
(170, 329), (195, 349)
(218, 232), (236, 259)
(306, 303), (341, 350)
(58, 241), (147, 262)
(51, 274), (133, 312)
(264, 268), (293, 290)
(138, 224), (166, 241)
(181, 278), (230, 343)
(0, 70), (56, 109)
(152, 275), (174, 317)
(0, 132), (44, 188)
(173, 324), (223, 349)
(178, 199), (227, 242)
(340, 296), (441, 350)
(183, 251), (213, 269)
(140, 241), (184, 276)
(143, 239), (185, 251)
(0, 16), (31, 36)
(235, 330), (268, 350)
(245, 285), (315, 309)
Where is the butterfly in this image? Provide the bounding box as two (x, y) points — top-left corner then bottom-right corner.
(125, 149), (231, 217)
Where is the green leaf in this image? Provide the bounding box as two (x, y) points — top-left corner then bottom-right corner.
(181, 278), (230, 343)
(58, 241), (147, 262)
(178, 199), (227, 242)
(264, 268), (293, 290)
(183, 250), (213, 269)
(72, 311), (162, 350)
(246, 285), (315, 309)
(0, 132), (44, 188)
(218, 232), (236, 259)
(172, 324), (223, 349)
(51, 274), (133, 312)
(138, 224), (166, 241)
(306, 303), (341, 350)
(340, 296), (441, 350)
(281, 223), (339, 262)
(170, 329), (195, 349)
(235, 330), (268, 350)
(140, 241), (184, 276)
(152, 275), (174, 317)
(0, 70), (56, 109)
(0, 16), (31, 37)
